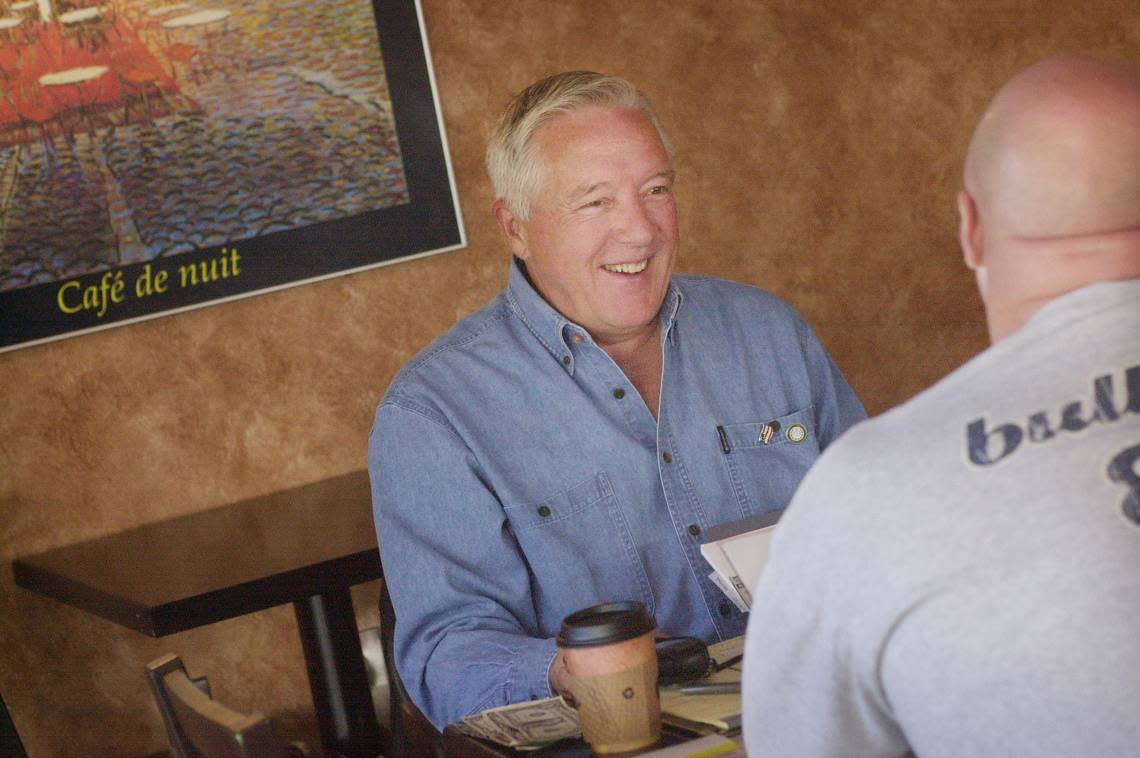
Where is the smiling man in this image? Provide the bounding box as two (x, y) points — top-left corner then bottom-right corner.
(369, 71), (865, 730)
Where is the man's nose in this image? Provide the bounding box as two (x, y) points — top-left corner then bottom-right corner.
(617, 198), (656, 245)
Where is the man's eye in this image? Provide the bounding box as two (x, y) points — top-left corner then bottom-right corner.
(581, 198), (607, 209)
(647, 185), (672, 196)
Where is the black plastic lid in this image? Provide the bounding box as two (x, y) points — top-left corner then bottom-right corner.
(556, 601), (657, 648)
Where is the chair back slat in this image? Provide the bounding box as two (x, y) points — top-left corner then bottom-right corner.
(146, 654), (291, 758)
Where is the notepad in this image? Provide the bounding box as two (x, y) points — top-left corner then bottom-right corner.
(700, 510), (784, 610)
(658, 637), (744, 733)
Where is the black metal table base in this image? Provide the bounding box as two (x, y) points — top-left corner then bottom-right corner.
(295, 589), (385, 757)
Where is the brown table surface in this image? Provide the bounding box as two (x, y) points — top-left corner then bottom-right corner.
(442, 722), (736, 758)
(12, 469), (385, 758)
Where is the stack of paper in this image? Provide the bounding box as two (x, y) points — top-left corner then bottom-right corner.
(699, 510), (784, 611)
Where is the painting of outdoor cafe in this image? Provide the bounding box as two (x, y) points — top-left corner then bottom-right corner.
(0, 0), (464, 352)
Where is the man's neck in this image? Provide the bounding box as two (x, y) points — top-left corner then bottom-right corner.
(986, 225), (1140, 342)
(598, 323), (663, 420)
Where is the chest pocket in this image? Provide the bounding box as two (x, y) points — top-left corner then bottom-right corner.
(503, 472), (654, 633)
(719, 406), (822, 516)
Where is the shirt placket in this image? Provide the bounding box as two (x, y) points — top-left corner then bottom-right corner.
(655, 327), (748, 639)
(564, 326), (657, 446)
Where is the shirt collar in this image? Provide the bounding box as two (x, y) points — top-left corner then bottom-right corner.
(1020, 276), (1140, 338)
(505, 257), (684, 365)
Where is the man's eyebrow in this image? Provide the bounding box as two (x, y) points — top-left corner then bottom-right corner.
(567, 181), (611, 200)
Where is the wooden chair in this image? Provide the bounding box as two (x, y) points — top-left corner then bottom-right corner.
(145, 654), (309, 758)
(378, 579), (443, 758)
(163, 42), (202, 84)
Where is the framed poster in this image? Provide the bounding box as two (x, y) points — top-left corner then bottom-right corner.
(0, 0), (464, 352)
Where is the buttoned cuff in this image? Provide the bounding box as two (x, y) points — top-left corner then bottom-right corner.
(520, 636), (561, 701)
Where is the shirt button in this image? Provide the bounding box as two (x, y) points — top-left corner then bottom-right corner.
(719, 602), (732, 617)
(572, 334), (583, 344)
(687, 524), (700, 536)
(613, 388), (625, 400)
(537, 505), (551, 517)
(662, 452), (672, 464)
(562, 356), (571, 366)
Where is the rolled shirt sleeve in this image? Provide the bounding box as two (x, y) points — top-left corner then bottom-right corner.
(370, 400), (561, 729)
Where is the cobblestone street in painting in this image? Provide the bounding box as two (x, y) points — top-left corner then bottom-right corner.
(0, 0), (408, 291)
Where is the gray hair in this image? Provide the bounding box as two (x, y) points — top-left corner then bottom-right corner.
(485, 71), (673, 219)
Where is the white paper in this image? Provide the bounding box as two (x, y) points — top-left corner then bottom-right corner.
(700, 518), (781, 610)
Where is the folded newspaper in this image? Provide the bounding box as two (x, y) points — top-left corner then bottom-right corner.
(699, 509), (784, 611)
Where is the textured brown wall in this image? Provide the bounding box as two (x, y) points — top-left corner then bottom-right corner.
(1, 1), (1136, 754)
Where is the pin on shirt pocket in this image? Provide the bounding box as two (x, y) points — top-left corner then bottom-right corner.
(716, 407), (820, 515)
(717, 409), (813, 454)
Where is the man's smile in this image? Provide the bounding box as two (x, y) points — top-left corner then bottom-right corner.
(602, 259), (650, 274)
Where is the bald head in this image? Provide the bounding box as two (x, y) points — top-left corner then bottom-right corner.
(958, 53), (1140, 341)
(964, 53), (1140, 239)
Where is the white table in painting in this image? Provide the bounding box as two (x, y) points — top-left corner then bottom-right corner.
(38, 65), (110, 135)
(161, 9), (232, 76)
(160, 8), (230, 30)
(58, 6), (105, 24)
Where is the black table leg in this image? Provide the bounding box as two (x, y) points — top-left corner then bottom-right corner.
(294, 588), (385, 757)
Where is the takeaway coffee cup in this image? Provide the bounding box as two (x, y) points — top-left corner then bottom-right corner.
(556, 601), (661, 754)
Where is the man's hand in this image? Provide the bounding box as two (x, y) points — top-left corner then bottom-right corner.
(549, 649), (574, 695)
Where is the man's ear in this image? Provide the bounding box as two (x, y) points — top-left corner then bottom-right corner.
(957, 190), (984, 271)
(492, 199), (530, 260)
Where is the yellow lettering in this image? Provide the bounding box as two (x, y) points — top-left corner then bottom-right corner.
(57, 271), (125, 317)
(82, 284), (99, 313)
(178, 248), (242, 288)
(179, 262), (199, 287)
(57, 281), (81, 314)
(136, 265), (151, 297)
(136, 265), (169, 297)
(110, 272), (125, 305)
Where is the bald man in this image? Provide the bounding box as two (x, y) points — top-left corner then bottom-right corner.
(741, 53), (1140, 757)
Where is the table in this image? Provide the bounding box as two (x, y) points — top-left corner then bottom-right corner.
(160, 8), (232, 78)
(0, 17), (176, 137)
(58, 7), (105, 24)
(0, 14), (25, 43)
(12, 469), (385, 758)
(38, 65), (109, 87)
(160, 8), (232, 29)
(442, 722), (729, 757)
(446, 637), (746, 758)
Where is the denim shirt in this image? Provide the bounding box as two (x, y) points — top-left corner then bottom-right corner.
(369, 259), (866, 729)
